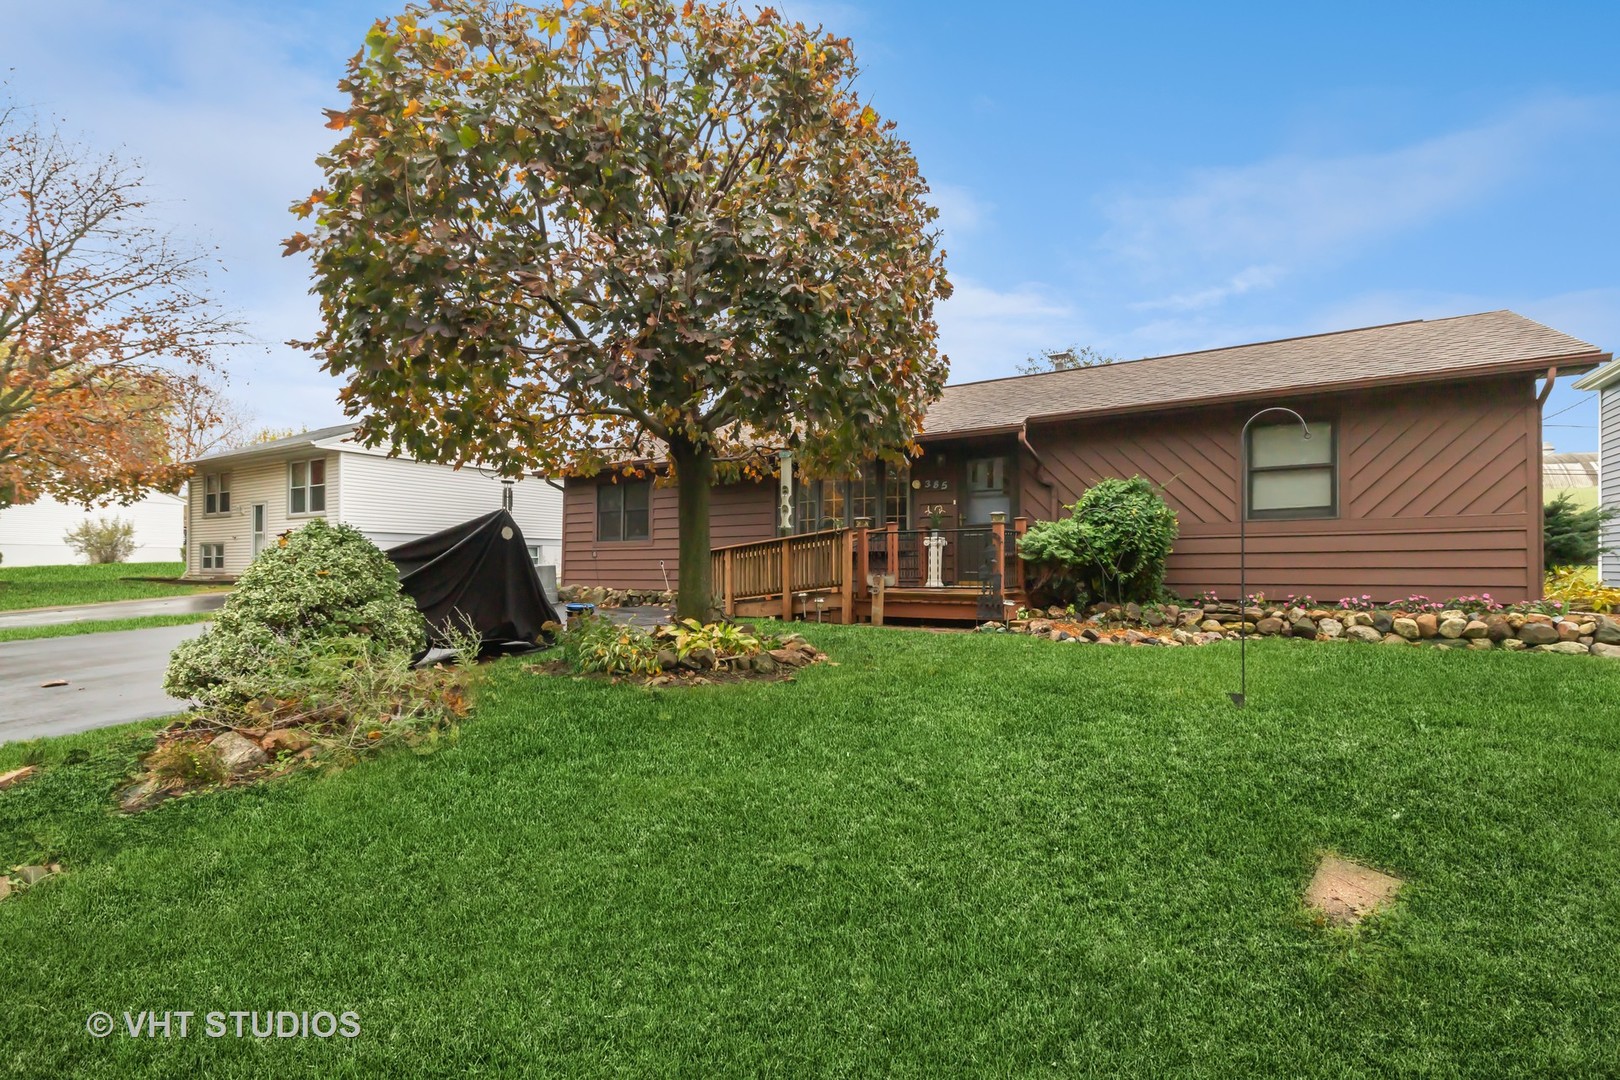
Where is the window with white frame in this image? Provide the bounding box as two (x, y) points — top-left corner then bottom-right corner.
(203, 473), (231, 515)
(289, 458), (327, 514)
(1247, 421), (1336, 519)
(200, 543), (226, 570)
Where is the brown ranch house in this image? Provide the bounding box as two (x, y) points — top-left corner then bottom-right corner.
(562, 311), (1610, 623)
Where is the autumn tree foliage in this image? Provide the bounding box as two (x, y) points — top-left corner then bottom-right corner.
(292, 0), (951, 618)
(0, 102), (239, 508)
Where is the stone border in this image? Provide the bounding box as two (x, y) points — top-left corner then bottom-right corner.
(991, 601), (1620, 657)
(558, 585), (675, 609)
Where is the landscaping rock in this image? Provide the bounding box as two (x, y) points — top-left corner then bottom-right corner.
(1439, 609), (1466, 623)
(1305, 856), (1402, 928)
(768, 648), (808, 668)
(1392, 617), (1420, 641)
(1381, 633), (1410, 646)
(1517, 623), (1559, 646)
(1466, 638), (1494, 651)
(1346, 625), (1382, 644)
(1590, 643), (1620, 659)
(656, 649), (679, 670)
(0, 877), (9, 900)
(1556, 621), (1583, 643)
(1595, 618), (1620, 646)
(1028, 619), (1053, 636)
(1344, 612), (1374, 628)
(1172, 629), (1196, 645)
(260, 729), (314, 756)
(211, 731), (269, 775)
(749, 653), (778, 674)
(1047, 606), (1066, 618)
(1438, 617), (1468, 639)
(1291, 617), (1317, 638)
(1371, 611), (1394, 634)
(1499, 638), (1527, 651)
(1484, 614), (1513, 641)
(0, 765), (38, 791)
(1534, 642), (1589, 655)
(1200, 620), (1224, 633)
(1052, 630), (1072, 642)
(1255, 617), (1283, 635)
(1124, 602), (1143, 621)
(1318, 618), (1344, 639)
(118, 776), (170, 813)
(1461, 620), (1489, 639)
(1414, 613), (1438, 638)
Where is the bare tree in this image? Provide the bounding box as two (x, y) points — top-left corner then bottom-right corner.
(1017, 345), (1117, 375)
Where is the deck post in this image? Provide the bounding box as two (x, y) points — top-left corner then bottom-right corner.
(853, 519), (871, 612)
(885, 520), (899, 585)
(1013, 516), (1029, 598)
(780, 537), (793, 621)
(839, 529), (855, 624)
(722, 549), (735, 617)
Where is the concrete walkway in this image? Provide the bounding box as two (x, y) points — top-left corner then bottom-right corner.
(0, 623), (207, 744)
(0, 592), (228, 629)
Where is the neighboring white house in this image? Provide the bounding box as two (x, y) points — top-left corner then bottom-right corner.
(0, 491), (185, 566)
(182, 425), (564, 580)
(1573, 362), (1620, 585)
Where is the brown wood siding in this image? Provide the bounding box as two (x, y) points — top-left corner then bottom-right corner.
(1022, 376), (1542, 602)
(562, 476), (777, 590)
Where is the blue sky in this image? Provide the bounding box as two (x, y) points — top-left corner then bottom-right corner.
(7, 1), (1619, 448)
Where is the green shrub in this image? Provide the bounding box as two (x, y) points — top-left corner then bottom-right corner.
(63, 515), (137, 564)
(1018, 476), (1179, 605)
(164, 519), (424, 711)
(560, 615), (664, 677)
(1544, 493), (1616, 570)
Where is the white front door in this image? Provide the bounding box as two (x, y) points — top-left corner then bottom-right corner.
(251, 503), (267, 560)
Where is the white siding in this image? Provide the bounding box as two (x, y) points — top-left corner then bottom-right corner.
(1602, 385), (1620, 585)
(336, 451), (563, 564)
(0, 492), (185, 566)
(185, 454), (342, 578)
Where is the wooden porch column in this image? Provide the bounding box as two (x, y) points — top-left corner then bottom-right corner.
(1013, 516), (1029, 597)
(839, 529), (855, 624)
(853, 519), (871, 610)
(780, 538), (793, 621)
(885, 520), (899, 583)
(722, 549), (735, 617)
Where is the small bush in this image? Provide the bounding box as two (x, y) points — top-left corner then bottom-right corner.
(1018, 477), (1179, 605)
(164, 519), (424, 713)
(560, 616), (665, 677)
(1544, 494), (1616, 570)
(146, 740), (226, 785)
(63, 516), (137, 564)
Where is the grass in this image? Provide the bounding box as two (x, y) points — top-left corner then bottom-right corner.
(0, 612), (214, 643)
(2, 627), (1618, 1076)
(0, 562), (225, 612)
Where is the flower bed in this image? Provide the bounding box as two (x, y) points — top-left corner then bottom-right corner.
(992, 598), (1620, 657)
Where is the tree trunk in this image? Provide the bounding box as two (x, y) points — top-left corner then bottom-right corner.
(669, 437), (715, 622)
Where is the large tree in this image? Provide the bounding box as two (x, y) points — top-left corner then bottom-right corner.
(0, 102), (239, 508)
(291, 0), (951, 618)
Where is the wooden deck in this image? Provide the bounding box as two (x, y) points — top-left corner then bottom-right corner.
(712, 520), (1027, 625)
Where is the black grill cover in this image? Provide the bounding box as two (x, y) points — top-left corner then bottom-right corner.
(387, 509), (560, 649)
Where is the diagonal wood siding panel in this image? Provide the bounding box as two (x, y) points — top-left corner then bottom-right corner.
(1025, 376), (1542, 602)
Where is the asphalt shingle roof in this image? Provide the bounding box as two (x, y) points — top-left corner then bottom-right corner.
(921, 310), (1607, 438)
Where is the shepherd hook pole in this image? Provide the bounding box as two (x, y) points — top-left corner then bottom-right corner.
(1232, 407), (1311, 708)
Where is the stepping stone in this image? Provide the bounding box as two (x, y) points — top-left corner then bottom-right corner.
(1305, 855), (1402, 927)
(0, 765), (37, 790)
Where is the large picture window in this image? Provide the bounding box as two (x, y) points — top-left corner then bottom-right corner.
(794, 463), (909, 534)
(203, 473), (231, 515)
(289, 458), (327, 515)
(1247, 421), (1336, 519)
(597, 480), (651, 541)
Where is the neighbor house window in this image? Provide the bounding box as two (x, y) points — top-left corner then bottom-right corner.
(597, 480), (651, 541)
(200, 543), (225, 570)
(203, 473), (231, 515)
(289, 458), (327, 514)
(1247, 421), (1336, 519)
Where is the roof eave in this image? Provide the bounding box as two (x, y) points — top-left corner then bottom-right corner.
(1573, 358), (1620, 391)
(1006, 350), (1610, 432)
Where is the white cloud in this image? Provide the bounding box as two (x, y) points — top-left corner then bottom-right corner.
(928, 182), (990, 240)
(935, 279), (1093, 381)
(1100, 96), (1614, 304)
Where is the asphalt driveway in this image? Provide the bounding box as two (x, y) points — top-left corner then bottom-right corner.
(0, 592), (227, 630)
(0, 623), (206, 744)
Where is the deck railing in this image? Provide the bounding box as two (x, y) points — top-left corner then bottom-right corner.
(712, 517), (1029, 623)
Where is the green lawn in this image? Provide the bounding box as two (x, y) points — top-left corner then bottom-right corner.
(3, 627), (1618, 1076)
(0, 612), (214, 643)
(0, 562), (224, 612)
